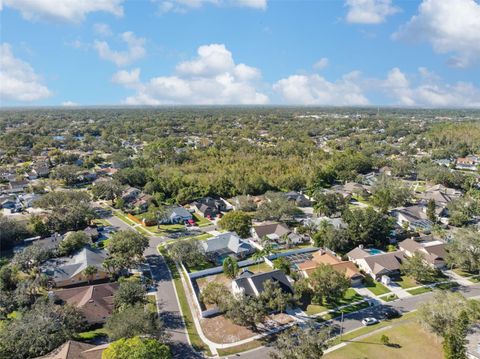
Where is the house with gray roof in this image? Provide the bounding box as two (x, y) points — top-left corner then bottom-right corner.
(391, 205), (434, 232)
(251, 221), (305, 247)
(348, 247), (404, 281)
(160, 205), (193, 224)
(232, 269), (293, 297)
(42, 247), (109, 287)
(201, 232), (253, 264)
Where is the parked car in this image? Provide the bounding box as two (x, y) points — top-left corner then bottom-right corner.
(361, 317), (379, 326)
(382, 308), (401, 319)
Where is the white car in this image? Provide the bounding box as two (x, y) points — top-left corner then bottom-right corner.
(361, 317), (379, 326)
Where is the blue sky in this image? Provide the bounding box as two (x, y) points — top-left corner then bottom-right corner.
(1, 0), (480, 107)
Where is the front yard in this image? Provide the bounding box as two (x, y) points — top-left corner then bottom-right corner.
(305, 288), (364, 316)
(364, 277), (391, 296)
(200, 313), (292, 344)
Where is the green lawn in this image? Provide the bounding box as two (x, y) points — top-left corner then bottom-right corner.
(325, 321), (442, 359)
(470, 276), (480, 283)
(192, 213), (213, 227)
(113, 211), (137, 225)
(246, 261), (273, 273)
(453, 268), (479, 277)
(381, 294), (398, 302)
(216, 340), (263, 356)
(395, 276), (418, 289)
(435, 281), (459, 290)
(364, 277), (391, 296)
(76, 327), (108, 340)
(407, 286), (432, 295)
(322, 301), (370, 320)
(306, 289), (365, 316)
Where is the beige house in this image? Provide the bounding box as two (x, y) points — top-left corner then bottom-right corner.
(398, 238), (447, 269)
(43, 248), (109, 288)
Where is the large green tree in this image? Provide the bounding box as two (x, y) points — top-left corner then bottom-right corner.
(103, 336), (171, 359)
(270, 324), (328, 359)
(218, 211), (252, 238)
(401, 252), (437, 283)
(58, 231), (90, 256)
(446, 229), (480, 274)
(308, 264), (349, 304)
(0, 301), (84, 359)
(107, 230), (149, 270)
(105, 304), (166, 341)
(114, 280), (147, 312)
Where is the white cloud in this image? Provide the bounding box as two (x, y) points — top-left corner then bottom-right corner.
(94, 23), (113, 37)
(111, 68), (141, 88)
(94, 31), (146, 67)
(313, 57), (329, 70)
(379, 67), (480, 107)
(1, 0), (124, 23)
(393, 0), (480, 68)
(345, 0), (400, 24)
(61, 101), (79, 106)
(273, 71), (369, 106)
(234, 0), (267, 10)
(0, 43), (52, 103)
(116, 43), (268, 105)
(154, 0), (266, 13)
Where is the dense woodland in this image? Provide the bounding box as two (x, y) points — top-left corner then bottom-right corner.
(1, 107), (480, 205)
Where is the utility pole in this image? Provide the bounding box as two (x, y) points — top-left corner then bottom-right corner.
(340, 310), (344, 341)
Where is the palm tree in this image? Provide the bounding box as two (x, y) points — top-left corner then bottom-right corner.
(252, 250), (265, 272)
(84, 265), (98, 284)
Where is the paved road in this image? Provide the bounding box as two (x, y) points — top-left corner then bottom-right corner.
(145, 237), (204, 358)
(228, 283), (480, 359)
(101, 207), (202, 357)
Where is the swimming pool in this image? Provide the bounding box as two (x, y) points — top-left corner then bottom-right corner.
(366, 248), (384, 255)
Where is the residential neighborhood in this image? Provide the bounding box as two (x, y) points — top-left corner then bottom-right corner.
(1, 106), (480, 359)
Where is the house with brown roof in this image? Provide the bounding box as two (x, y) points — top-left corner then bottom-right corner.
(347, 247), (404, 281)
(298, 250), (364, 286)
(398, 238), (447, 269)
(36, 340), (106, 359)
(251, 221), (304, 247)
(52, 282), (119, 325)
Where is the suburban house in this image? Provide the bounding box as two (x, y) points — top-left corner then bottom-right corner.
(398, 238), (447, 269)
(329, 182), (371, 198)
(251, 221), (304, 247)
(24, 233), (64, 251)
(52, 283), (119, 325)
(347, 247), (404, 281)
(232, 269), (293, 297)
(121, 187), (142, 203)
(192, 197), (231, 218)
(32, 162), (50, 178)
(160, 205), (193, 224)
(391, 205), (434, 232)
(8, 180), (29, 193)
(201, 232), (253, 264)
(37, 340), (106, 359)
(42, 247), (109, 287)
(456, 156), (478, 171)
(298, 250), (364, 286)
(305, 216), (346, 230)
(284, 191), (312, 207)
